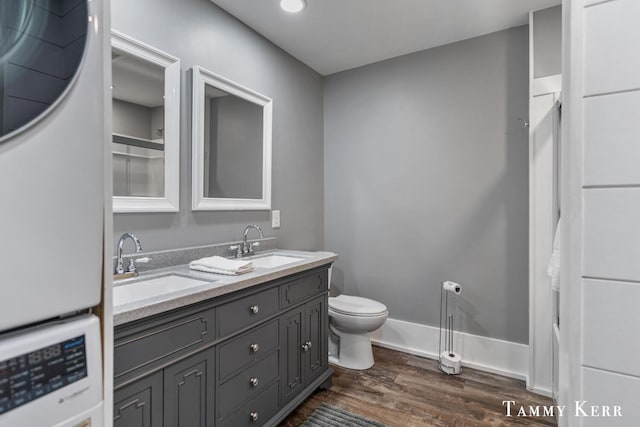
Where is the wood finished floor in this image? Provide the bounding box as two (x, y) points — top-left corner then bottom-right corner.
(279, 346), (556, 427)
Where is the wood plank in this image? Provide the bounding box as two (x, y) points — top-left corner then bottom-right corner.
(279, 346), (556, 427)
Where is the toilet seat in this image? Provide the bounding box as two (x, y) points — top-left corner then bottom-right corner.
(329, 295), (388, 317)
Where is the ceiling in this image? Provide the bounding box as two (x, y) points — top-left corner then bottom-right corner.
(210, 0), (561, 75)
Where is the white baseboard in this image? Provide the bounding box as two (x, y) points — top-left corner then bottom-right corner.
(370, 318), (530, 382)
(529, 384), (554, 398)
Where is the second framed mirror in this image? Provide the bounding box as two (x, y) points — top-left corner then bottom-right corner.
(191, 66), (272, 211)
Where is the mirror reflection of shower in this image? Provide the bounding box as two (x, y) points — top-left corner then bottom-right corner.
(111, 49), (165, 198)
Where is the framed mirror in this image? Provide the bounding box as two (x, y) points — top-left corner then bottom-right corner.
(111, 31), (180, 213)
(191, 66), (272, 211)
(0, 0), (89, 143)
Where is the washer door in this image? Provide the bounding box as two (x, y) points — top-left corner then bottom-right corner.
(0, 0), (89, 141)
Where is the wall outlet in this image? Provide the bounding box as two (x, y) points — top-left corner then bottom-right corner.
(271, 210), (281, 228)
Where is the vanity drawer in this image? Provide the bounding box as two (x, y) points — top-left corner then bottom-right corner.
(114, 306), (216, 381)
(219, 381), (279, 427)
(218, 287), (279, 337)
(280, 270), (327, 308)
(217, 350), (279, 420)
(218, 320), (279, 380)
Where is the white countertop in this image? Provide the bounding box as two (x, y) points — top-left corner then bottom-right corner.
(113, 250), (337, 326)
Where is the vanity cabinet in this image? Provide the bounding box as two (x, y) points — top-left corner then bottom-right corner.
(281, 296), (328, 405)
(114, 266), (332, 427)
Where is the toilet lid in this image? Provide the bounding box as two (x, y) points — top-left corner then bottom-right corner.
(329, 295), (388, 316)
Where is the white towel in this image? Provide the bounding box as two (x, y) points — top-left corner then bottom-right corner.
(189, 256), (253, 276)
(547, 217), (562, 291)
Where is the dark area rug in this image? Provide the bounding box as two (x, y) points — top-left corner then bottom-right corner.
(301, 403), (387, 427)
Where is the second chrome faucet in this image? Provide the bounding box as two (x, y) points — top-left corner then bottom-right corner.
(230, 224), (264, 258)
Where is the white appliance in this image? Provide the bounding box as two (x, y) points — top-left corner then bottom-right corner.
(0, 0), (105, 333)
(0, 0), (107, 425)
(0, 316), (103, 427)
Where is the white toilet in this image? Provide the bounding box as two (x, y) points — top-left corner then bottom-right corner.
(328, 294), (388, 370)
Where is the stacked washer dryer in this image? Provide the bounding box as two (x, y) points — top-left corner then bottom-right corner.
(0, 1), (107, 425)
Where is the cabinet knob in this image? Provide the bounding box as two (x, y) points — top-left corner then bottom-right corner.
(250, 411), (259, 422)
(250, 343), (260, 353)
(301, 341), (312, 352)
(250, 377), (259, 387)
(250, 305), (259, 314)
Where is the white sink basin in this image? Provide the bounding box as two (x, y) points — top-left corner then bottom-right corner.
(250, 254), (305, 269)
(114, 273), (210, 306)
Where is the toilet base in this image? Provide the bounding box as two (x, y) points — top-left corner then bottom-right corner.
(329, 325), (375, 370)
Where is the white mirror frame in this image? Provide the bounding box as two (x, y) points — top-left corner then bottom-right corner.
(111, 31), (181, 213)
(191, 66), (272, 211)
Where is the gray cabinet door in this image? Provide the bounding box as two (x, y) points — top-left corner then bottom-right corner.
(114, 372), (163, 427)
(304, 296), (327, 384)
(163, 347), (216, 427)
(281, 294), (328, 404)
(281, 306), (304, 404)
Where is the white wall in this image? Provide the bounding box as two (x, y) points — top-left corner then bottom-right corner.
(563, 0), (640, 424)
(581, 0), (640, 421)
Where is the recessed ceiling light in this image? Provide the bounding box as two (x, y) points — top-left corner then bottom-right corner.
(280, 0), (306, 13)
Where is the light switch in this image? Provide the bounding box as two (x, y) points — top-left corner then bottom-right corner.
(271, 210), (281, 228)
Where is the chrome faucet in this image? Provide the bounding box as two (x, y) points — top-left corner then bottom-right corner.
(231, 224), (264, 258)
(115, 233), (143, 275)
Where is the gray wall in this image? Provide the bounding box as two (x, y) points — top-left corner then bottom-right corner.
(112, 0), (324, 253)
(324, 27), (530, 343)
(533, 5), (562, 78)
